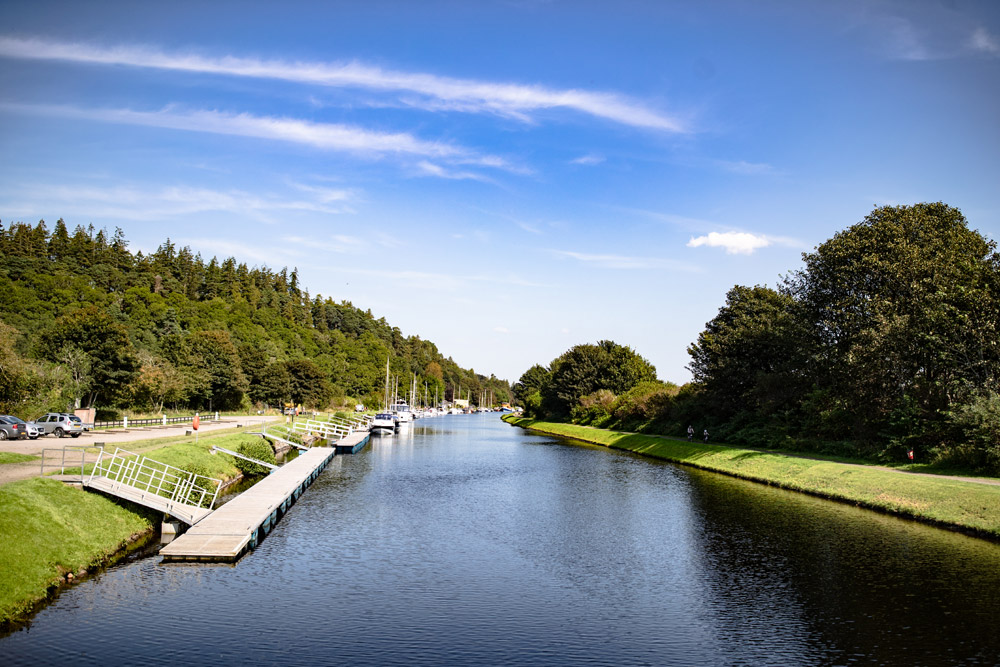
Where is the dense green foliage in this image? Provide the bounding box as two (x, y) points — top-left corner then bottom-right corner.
(517, 340), (657, 418)
(0, 219), (509, 416)
(234, 438), (278, 477)
(515, 204), (1000, 474)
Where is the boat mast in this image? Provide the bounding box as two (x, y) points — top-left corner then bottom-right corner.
(383, 356), (390, 411)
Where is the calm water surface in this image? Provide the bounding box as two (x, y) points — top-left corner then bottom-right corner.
(5, 414), (1000, 665)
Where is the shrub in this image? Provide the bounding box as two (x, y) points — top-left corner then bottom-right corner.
(611, 381), (678, 429)
(95, 408), (121, 421)
(941, 392), (1000, 473)
(233, 437), (276, 477)
(572, 389), (616, 425)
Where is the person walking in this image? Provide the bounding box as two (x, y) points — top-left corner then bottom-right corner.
(687, 425), (694, 441)
(703, 429), (709, 443)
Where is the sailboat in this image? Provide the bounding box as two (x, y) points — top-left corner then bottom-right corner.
(371, 356), (396, 435)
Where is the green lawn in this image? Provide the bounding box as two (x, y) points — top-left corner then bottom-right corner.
(504, 416), (1000, 538)
(0, 429), (277, 626)
(0, 478), (156, 625)
(0, 452), (36, 465)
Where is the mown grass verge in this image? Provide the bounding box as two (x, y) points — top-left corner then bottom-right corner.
(0, 452), (36, 465)
(0, 430), (272, 627)
(0, 478), (157, 626)
(504, 416), (1000, 539)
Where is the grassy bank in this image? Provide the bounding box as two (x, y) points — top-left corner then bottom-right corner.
(504, 416), (1000, 539)
(0, 452), (36, 464)
(0, 478), (157, 625)
(0, 430), (269, 626)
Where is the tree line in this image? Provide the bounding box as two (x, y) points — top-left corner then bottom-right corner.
(0, 219), (510, 418)
(514, 203), (1000, 473)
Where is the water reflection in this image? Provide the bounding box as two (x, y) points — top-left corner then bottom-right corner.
(4, 414), (1000, 665)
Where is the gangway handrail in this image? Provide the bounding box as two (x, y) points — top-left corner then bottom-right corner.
(39, 444), (103, 479)
(300, 419), (349, 437)
(211, 446), (278, 472)
(292, 422), (348, 442)
(251, 428), (311, 451)
(88, 447), (222, 510)
(325, 416), (357, 432)
(304, 423), (349, 439)
(293, 422), (343, 439)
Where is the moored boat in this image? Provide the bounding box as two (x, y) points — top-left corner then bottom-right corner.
(371, 412), (396, 435)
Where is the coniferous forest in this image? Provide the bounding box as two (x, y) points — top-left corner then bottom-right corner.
(0, 219), (510, 418)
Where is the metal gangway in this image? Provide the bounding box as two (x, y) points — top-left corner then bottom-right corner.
(84, 447), (221, 525)
(246, 423), (312, 451)
(293, 419), (351, 441)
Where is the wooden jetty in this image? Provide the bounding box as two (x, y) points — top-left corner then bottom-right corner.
(335, 430), (370, 454)
(160, 447), (336, 563)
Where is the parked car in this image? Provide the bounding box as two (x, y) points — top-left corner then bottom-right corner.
(0, 417), (24, 440)
(31, 413), (84, 438)
(0, 416), (41, 440)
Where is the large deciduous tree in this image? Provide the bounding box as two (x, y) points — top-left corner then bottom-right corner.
(784, 202), (1000, 447)
(184, 329), (248, 411)
(41, 306), (140, 408)
(286, 359), (334, 409)
(542, 340), (656, 416)
(0, 321), (50, 414)
(687, 285), (807, 421)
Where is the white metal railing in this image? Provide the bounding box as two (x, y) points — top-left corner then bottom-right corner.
(298, 419), (349, 439)
(326, 416), (359, 432)
(89, 447), (221, 509)
(249, 424), (310, 450)
(40, 445), (103, 478)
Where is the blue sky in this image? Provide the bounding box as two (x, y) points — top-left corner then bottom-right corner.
(1, 0), (998, 384)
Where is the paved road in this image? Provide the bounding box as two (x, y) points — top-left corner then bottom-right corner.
(0, 415), (282, 486)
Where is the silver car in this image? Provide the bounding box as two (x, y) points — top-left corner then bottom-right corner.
(32, 413), (84, 438)
(0, 415), (39, 440)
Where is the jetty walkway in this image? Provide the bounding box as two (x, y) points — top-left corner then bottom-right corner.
(161, 429), (370, 562)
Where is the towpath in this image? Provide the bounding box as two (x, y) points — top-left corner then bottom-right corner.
(0, 415), (282, 487)
(530, 422), (1000, 488)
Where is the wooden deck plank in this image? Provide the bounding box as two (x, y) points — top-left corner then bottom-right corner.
(160, 447), (335, 562)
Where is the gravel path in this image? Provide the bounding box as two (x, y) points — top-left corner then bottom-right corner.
(0, 415), (282, 487)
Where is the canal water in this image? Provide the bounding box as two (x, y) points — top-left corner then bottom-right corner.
(4, 414), (1000, 665)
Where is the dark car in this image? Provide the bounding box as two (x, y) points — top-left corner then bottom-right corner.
(0, 415), (37, 440)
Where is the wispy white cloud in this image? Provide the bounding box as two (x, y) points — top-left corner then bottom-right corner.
(326, 266), (549, 290)
(686, 231), (800, 255)
(415, 161), (494, 182)
(0, 181), (354, 224)
(290, 182), (355, 203)
(513, 220), (543, 234)
(715, 159), (776, 175)
(373, 232), (405, 249)
(0, 103), (517, 173)
(283, 234), (366, 254)
(570, 154), (605, 166)
(970, 27), (1000, 56)
(851, 7), (1000, 62)
(551, 249), (701, 272)
(0, 36), (687, 132)
(179, 238), (286, 264)
(608, 206), (717, 231)
(493, 326), (510, 334)
(882, 16), (932, 61)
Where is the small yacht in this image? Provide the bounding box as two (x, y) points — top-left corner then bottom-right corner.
(371, 412), (396, 435)
(392, 402), (414, 423)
